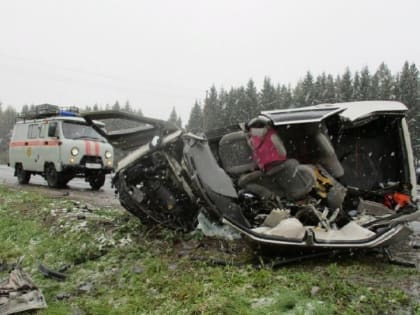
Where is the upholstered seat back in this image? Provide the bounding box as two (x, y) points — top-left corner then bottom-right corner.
(313, 132), (344, 178)
(218, 131), (256, 175)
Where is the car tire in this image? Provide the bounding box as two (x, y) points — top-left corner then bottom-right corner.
(16, 164), (31, 184)
(45, 163), (60, 188)
(88, 173), (106, 190)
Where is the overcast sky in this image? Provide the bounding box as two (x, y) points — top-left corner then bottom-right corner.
(0, 0), (419, 123)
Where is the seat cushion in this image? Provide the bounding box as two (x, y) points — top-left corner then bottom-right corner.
(268, 159), (316, 201)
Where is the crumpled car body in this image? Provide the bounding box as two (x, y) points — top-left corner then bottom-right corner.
(83, 101), (420, 253)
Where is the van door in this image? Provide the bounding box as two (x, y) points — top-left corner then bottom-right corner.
(25, 123), (42, 171)
(36, 121), (50, 172)
(43, 121), (62, 171)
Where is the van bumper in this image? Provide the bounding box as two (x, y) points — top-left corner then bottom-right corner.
(62, 164), (114, 174)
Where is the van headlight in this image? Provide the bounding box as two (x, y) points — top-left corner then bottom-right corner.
(105, 151), (112, 159)
(71, 147), (79, 156)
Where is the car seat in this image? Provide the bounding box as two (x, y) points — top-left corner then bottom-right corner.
(218, 118), (316, 201)
(312, 131), (344, 178)
(218, 130), (277, 199)
(245, 119), (316, 201)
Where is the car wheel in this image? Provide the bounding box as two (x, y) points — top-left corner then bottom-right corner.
(45, 164), (60, 188)
(88, 173), (106, 190)
(16, 164), (31, 184)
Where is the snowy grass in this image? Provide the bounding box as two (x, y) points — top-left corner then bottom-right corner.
(0, 185), (418, 314)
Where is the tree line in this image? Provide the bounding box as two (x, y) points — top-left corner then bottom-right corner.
(185, 61), (420, 159)
(0, 61), (419, 162)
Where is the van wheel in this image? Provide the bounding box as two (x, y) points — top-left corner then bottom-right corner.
(88, 173), (106, 190)
(16, 164), (31, 184)
(45, 164), (60, 188)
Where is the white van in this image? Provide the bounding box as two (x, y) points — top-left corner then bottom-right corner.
(9, 105), (114, 190)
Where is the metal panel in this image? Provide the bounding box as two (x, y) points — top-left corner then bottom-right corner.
(262, 107), (344, 126)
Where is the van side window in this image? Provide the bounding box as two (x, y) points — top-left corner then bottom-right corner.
(48, 122), (58, 137)
(39, 123), (48, 138)
(28, 124), (40, 139)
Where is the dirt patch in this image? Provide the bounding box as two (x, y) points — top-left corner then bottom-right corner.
(4, 183), (122, 209)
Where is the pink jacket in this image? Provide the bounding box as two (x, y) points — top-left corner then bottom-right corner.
(249, 128), (287, 171)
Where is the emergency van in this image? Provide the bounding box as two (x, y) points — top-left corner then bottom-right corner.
(9, 104), (114, 190)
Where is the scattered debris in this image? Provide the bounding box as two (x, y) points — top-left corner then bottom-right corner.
(71, 306), (86, 315)
(132, 265), (144, 274)
(168, 263), (178, 271)
(251, 296), (275, 309)
(0, 258), (47, 315)
(311, 286), (320, 296)
(56, 292), (71, 300)
(78, 282), (94, 294)
(38, 263), (68, 281)
(196, 212), (241, 241)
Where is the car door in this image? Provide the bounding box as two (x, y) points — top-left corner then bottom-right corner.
(81, 111), (179, 153)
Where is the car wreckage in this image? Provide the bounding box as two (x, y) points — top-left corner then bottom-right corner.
(83, 101), (419, 253)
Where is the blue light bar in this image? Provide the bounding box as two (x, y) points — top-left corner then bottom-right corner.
(59, 110), (78, 117)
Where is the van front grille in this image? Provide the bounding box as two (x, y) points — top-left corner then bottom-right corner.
(80, 156), (103, 166)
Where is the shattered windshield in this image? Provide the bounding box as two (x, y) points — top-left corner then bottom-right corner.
(61, 121), (106, 142)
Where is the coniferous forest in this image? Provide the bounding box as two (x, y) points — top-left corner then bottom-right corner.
(186, 62), (420, 160)
(0, 61), (419, 162)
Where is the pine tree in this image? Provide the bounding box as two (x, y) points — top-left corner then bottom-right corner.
(375, 62), (394, 100)
(224, 88), (239, 125)
(353, 72), (361, 101)
(369, 72), (379, 100)
(294, 72), (315, 106)
(398, 62), (419, 109)
(0, 105), (17, 154)
(203, 86), (222, 131)
(277, 84), (293, 108)
(124, 100), (132, 112)
(168, 107), (178, 126)
(259, 77), (277, 110)
(359, 67), (371, 100)
(187, 101), (204, 133)
(324, 74), (336, 103)
(339, 68), (353, 102)
(313, 73), (327, 104)
(245, 79), (260, 117)
(112, 101), (121, 111)
(21, 105), (29, 115)
(223, 87), (252, 125)
(398, 62), (420, 158)
(218, 88), (230, 126)
(301, 71), (315, 105)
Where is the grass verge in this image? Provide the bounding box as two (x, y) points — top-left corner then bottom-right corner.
(0, 185), (419, 314)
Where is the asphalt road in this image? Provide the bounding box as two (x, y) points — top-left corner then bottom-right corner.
(1, 163), (419, 211)
(0, 164), (120, 207)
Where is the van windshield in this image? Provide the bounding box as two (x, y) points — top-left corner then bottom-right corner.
(62, 121), (106, 142)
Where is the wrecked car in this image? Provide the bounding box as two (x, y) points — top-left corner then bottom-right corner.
(83, 101), (420, 253)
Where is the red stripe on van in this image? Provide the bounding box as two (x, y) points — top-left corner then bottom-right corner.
(94, 142), (100, 156)
(85, 141), (91, 155)
(9, 140), (61, 147)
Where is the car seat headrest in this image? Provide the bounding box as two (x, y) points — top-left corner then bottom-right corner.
(246, 116), (271, 130)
